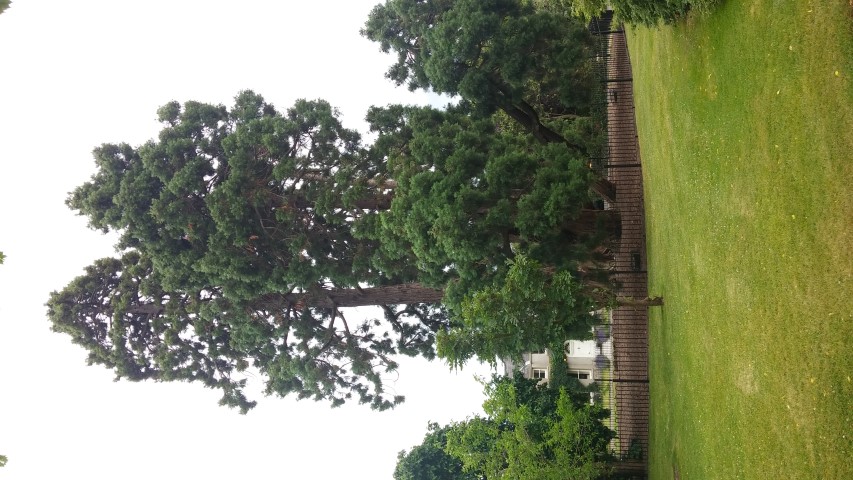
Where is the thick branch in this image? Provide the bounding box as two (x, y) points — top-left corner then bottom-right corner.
(590, 177), (616, 203)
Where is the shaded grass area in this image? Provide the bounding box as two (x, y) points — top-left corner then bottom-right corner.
(629, 1), (853, 478)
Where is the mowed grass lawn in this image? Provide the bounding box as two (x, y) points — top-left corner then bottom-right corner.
(629, 1), (853, 478)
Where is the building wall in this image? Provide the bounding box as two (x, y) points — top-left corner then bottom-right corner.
(503, 335), (610, 388)
(564, 340), (598, 386)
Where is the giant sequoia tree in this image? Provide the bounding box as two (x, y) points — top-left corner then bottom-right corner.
(51, 91), (622, 411)
(53, 92), (454, 411)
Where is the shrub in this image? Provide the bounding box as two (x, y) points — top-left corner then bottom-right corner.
(536, 0), (720, 26)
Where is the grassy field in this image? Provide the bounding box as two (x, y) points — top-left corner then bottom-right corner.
(628, 1), (853, 478)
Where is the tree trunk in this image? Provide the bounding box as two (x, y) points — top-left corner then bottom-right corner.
(604, 460), (648, 478)
(562, 209), (621, 239)
(281, 191), (393, 211)
(301, 172), (397, 190)
(126, 304), (165, 315)
(267, 283), (445, 309)
(614, 296), (663, 307)
(351, 195), (393, 211)
(590, 177), (617, 204)
(489, 77), (587, 153)
(502, 102), (570, 145)
(581, 286), (663, 308)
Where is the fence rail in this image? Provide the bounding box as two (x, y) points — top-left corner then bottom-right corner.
(588, 13), (650, 478)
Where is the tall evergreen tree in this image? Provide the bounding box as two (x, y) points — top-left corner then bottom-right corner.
(53, 93), (622, 411)
(56, 92), (450, 411)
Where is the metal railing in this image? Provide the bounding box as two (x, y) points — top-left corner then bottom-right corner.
(588, 14), (651, 478)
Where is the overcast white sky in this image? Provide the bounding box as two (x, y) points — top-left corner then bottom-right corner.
(0, 1), (494, 478)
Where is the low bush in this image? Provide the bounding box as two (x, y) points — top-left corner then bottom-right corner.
(538, 0), (720, 26)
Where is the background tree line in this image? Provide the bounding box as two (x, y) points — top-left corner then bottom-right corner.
(539, 0), (720, 26)
(394, 375), (621, 480)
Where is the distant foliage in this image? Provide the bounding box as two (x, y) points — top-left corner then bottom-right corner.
(0, 1), (10, 15)
(443, 377), (615, 480)
(394, 423), (477, 480)
(537, 0), (719, 26)
(396, 376), (614, 480)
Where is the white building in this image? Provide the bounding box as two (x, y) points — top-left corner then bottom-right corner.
(503, 320), (613, 387)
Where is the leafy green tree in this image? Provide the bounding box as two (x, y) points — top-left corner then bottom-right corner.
(363, 0), (595, 146)
(438, 377), (614, 480)
(436, 255), (595, 368)
(437, 255), (660, 367)
(394, 422), (478, 480)
(0, 1), (10, 15)
(0, 454), (6, 467)
(366, 104), (619, 309)
(363, 0), (616, 201)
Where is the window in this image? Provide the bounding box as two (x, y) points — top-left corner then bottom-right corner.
(532, 368), (548, 380)
(568, 370), (592, 380)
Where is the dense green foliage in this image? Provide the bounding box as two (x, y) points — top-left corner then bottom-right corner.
(51, 0), (624, 412)
(365, 104), (609, 307)
(540, 0), (719, 26)
(398, 376), (614, 480)
(52, 93), (453, 412)
(437, 255), (596, 368)
(394, 423), (477, 480)
(363, 0), (597, 149)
